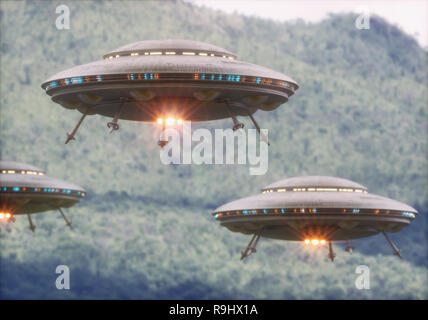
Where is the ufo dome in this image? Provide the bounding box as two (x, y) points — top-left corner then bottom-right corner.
(0, 160), (45, 175)
(103, 39), (237, 60)
(262, 176), (368, 193)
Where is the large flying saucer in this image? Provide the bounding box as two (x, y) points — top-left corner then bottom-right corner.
(41, 39), (298, 146)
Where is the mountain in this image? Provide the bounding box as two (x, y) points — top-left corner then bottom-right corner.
(0, 0), (426, 299)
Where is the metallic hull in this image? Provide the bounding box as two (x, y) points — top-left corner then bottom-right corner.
(0, 193), (81, 215)
(48, 82), (289, 121)
(219, 213), (411, 241)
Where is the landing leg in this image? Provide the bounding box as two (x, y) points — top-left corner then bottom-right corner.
(247, 113), (270, 146)
(241, 233), (261, 260)
(345, 240), (355, 254)
(107, 98), (126, 133)
(27, 214), (35, 232)
(65, 113), (87, 144)
(381, 230), (402, 259)
(224, 100), (244, 131)
(158, 119), (168, 148)
(328, 241), (336, 262)
(58, 207), (73, 229)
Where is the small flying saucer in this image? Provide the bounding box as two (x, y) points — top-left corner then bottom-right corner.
(212, 176), (418, 261)
(0, 160), (85, 232)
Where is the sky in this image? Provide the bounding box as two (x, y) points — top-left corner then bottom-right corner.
(189, 0), (428, 48)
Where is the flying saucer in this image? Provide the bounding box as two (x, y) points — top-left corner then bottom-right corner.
(212, 176), (418, 261)
(41, 39), (299, 146)
(0, 161), (85, 232)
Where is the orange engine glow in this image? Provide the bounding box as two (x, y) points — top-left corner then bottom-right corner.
(304, 239), (327, 246)
(157, 117), (184, 126)
(0, 212), (12, 220)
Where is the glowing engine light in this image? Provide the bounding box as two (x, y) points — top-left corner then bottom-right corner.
(304, 239), (310, 244)
(5, 213), (11, 219)
(311, 239), (319, 245)
(166, 118), (175, 125)
(177, 119), (183, 124)
(0, 213), (4, 219)
(320, 240), (326, 245)
(157, 118), (163, 124)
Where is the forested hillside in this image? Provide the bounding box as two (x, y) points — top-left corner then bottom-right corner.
(0, 0), (426, 299)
